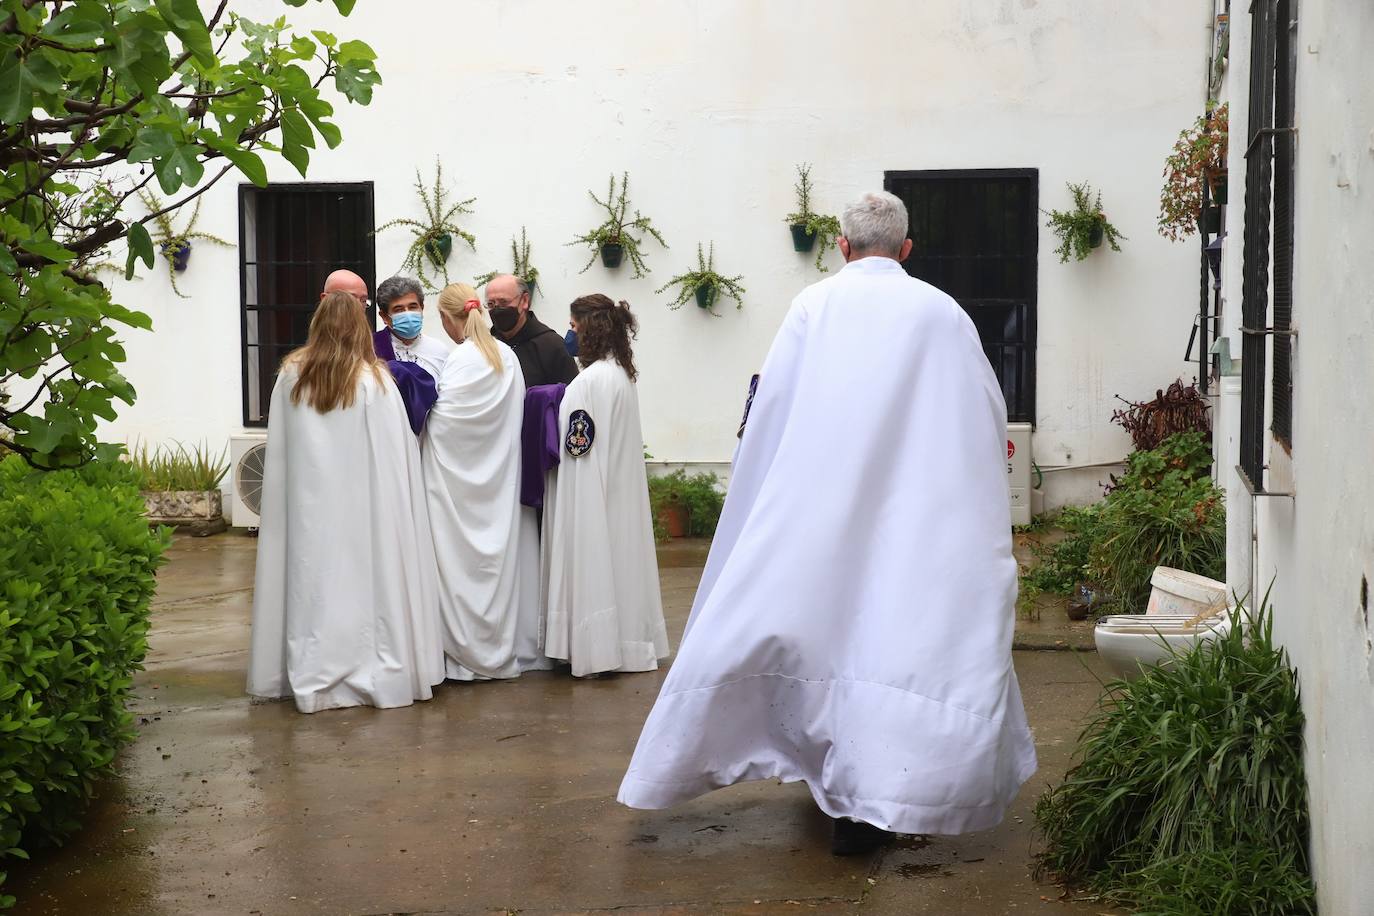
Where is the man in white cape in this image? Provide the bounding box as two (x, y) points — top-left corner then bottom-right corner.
(617, 192), (1037, 855)
(247, 299), (445, 714)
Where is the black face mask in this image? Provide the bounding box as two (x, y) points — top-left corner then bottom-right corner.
(490, 306), (519, 334)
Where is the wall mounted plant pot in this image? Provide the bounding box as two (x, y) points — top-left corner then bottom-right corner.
(424, 232), (453, 267)
(600, 242), (624, 269)
(1197, 207), (1222, 235)
(523, 277), (537, 299)
(694, 285), (717, 311)
(1087, 223), (1105, 249)
(790, 223), (817, 253)
(1209, 173), (1229, 206)
(163, 241), (192, 272)
(657, 502), (689, 539)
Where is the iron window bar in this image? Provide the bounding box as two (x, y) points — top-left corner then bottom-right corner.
(1239, 325), (1299, 336)
(1244, 126), (1298, 158)
(1236, 465), (1295, 499)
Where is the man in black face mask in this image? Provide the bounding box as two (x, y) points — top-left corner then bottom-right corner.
(485, 274), (579, 387)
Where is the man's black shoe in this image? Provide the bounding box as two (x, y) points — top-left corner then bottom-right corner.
(830, 817), (894, 856)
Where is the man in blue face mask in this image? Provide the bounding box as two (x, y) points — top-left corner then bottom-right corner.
(375, 276), (451, 381)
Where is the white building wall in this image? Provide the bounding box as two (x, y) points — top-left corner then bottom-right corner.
(1221, 1), (1374, 910)
(102, 0), (1209, 509)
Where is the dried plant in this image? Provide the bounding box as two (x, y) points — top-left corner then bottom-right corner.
(1111, 378), (1212, 451)
(1159, 103), (1228, 242)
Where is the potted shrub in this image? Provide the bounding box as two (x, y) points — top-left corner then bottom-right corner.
(375, 159), (477, 290)
(138, 190), (233, 297)
(1159, 103), (1228, 242)
(475, 226), (540, 298)
(568, 172), (667, 278)
(783, 163), (842, 271)
(647, 470), (725, 542)
(655, 242), (746, 316)
(130, 441), (230, 536)
(1044, 182), (1126, 263)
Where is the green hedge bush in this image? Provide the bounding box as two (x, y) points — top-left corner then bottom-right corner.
(647, 470), (725, 541)
(0, 455), (170, 908)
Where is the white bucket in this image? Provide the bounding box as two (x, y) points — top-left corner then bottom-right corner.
(1145, 567), (1229, 618)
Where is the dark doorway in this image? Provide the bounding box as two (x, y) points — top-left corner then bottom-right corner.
(238, 182), (376, 427)
(884, 169), (1038, 424)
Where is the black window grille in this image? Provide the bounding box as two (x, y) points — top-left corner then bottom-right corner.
(1239, 0), (1296, 491)
(885, 169), (1038, 424)
(238, 183), (376, 427)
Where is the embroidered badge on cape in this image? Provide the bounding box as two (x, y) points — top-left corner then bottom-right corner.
(565, 409), (595, 457)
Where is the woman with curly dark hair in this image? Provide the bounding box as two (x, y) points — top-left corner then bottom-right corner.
(543, 295), (668, 677)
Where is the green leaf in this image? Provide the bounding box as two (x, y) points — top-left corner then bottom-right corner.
(220, 146), (268, 186)
(125, 223), (154, 279)
(279, 108), (314, 176)
(154, 145), (205, 194)
(0, 49), (63, 124)
(153, 0), (214, 66)
(0, 245), (17, 274)
(17, 237), (74, 263)
(332, 0), (358, 15)
(311, 30), (338, 49)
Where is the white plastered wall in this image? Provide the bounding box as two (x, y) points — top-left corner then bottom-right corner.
(1218, 1), (1374, 909)
(99, 0), (1210, 509)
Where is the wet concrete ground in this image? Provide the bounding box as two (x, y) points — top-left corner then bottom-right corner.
(7, 535), (1119, 915)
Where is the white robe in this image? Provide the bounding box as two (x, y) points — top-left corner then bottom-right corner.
(247, 364), (445, 713)
(421, 341), (527, 681)
(617, 257), (1037, 835)
(543, 359), (669, 676)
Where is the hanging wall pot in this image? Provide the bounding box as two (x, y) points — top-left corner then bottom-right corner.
(790, 223), (817, 252)
(163, 240), (192, 272)
(600, 242), (624, 269)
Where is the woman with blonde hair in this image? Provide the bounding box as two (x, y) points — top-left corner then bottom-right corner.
(422, 283), (528, 680)
(543, 295), (668, 677)
(247, 291), (444, 713)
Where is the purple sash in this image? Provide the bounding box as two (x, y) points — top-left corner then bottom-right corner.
(521, 383), (567, 509)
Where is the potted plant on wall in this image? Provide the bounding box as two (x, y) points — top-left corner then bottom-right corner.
(1044, 182), (1126, 263)
(783, 164), (842, 271)
(1159, 103), (1228, 241)
(656, 242), (746, 316)
(375, 160), (477, 289)
(138, 191), (233, 298)
(475, 226), (540, 297)
(568, 172), (667, 278)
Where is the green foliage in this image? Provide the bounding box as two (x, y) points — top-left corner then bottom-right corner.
(783, 163), (841, 271)
(647, 470), (725, 541)
(1034, 598), (1314, 915)
(137, 191), (233, 298)
(0, 0), (379, 470)
(1018, 433), (1223, 615)
(128, 440), (228, 491)
(655, 242), (745, 315)
(1159, 103), (1228, 242)
(474, 226), (539, 295)
(568, 172), (667, 279)
(1020, 505), (1103, 597)
(1089, 432), (1224, 611)
(375, 160), (476, 291)
(0, 455), (172, 909)
(1044, 181), (1125, 263)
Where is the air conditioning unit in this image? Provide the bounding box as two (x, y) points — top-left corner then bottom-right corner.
(229, 433), (268, 529)
(1007, 422), (1032, 527)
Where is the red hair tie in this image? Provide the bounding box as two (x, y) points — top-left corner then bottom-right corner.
(464, 299), (482, 313)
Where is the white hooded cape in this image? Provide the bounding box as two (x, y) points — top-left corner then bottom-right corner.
(617, 257), (1037, 834)
(421, 340), (527, 680)
(247, 364), (445, 713)
(543, 359), (669, 676)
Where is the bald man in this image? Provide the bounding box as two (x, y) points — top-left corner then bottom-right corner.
(315, 269), (437, 434)
(321, 269), (369, 305)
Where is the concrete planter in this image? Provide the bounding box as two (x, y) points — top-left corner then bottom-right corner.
(142, 489), (227, 536)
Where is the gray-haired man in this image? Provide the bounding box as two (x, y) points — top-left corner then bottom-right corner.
(374, 276), (451, 381)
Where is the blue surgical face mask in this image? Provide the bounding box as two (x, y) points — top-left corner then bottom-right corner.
(564, 329), (578, 358)
(390, 311), (423, 339)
